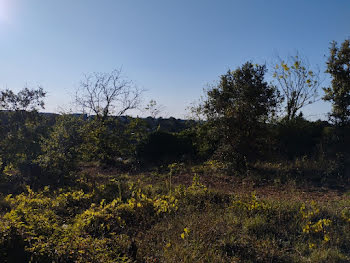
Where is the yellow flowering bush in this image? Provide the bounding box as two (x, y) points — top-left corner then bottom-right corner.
(341, 207), (350, 223)
(230, 192), (270, 215)
(300, 201), (332, 248)
(0, 182), (180, 262)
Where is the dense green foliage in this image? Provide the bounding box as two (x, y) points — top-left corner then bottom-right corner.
(137, 130), (194, 164)
(324, 40), (350, 126)
(202, 63), (278, 171)
(37, 115), (85, 184)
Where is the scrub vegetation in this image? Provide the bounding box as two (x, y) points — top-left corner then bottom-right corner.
(0, 39), (350, 262)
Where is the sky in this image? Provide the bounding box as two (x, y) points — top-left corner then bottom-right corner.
(0, 0), (349, 119)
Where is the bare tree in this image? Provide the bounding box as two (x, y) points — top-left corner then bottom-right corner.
(272, 54), (321, 121)
(75, 69), (142, 120)
(186, 98), (206, 121)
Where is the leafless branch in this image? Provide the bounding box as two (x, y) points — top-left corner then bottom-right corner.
(75, 69), (143, 120)
(272, 53), (321, 120)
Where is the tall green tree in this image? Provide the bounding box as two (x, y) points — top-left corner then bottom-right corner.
(202, 62), (279, 171)
(323, 40), (350, 179)
(0, 87), (46, 111)
(323, 39), (350, 126)
(0, 87), (47, 175)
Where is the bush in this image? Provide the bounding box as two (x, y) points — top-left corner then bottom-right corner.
(137, 131), (194, 164)
(36, 114), (85, 186)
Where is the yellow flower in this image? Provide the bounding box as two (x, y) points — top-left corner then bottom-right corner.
(282, 63), (290, 71)
(184, 227), (190, 234)
(294, 61), (300, 69)
(180, 233), (185, 239)
(324, 234), (330, 242)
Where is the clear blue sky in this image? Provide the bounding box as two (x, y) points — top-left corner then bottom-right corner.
(0, 0), (349, 119)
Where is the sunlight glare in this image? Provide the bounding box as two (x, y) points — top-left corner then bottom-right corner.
(0, 0), (13, 24)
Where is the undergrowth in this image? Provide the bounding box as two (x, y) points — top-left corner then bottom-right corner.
(0, 167), (350, 262)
